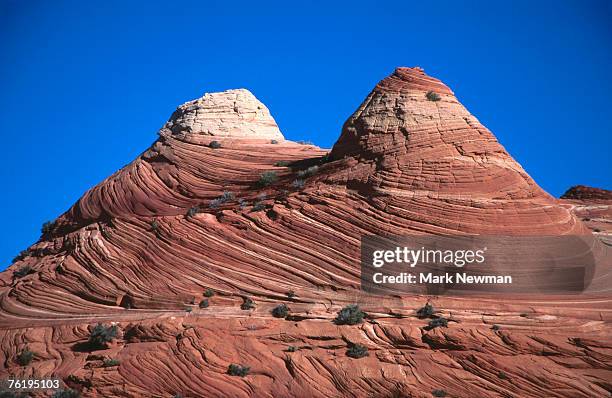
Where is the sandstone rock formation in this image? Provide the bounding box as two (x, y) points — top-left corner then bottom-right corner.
(1, 68), (610, 398)
(561, 185), (612, 245)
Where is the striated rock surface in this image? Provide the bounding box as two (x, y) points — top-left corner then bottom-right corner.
(561, 185), (612, 245)
(562, 185), (612, 201)
(1, 68), (611, 398)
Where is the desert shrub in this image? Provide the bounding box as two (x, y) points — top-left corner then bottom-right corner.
(425, 317), (448, 330)
(12, 250), (29, 263)
(431, 390), (447, 397)
(199, 299), (209, 308)
(270, 139), (279, 144)
(209, 140), (222, 149)
(272, 304), (289, 318)
(416, 302), (434, 318)
(286, 346), (297, 352)
(296, 140), (313, 145)
(103, 358), (120, 367)
(346, 344), (369, 359)
(286, 290), (295, 299)
(297, 165), (319, 178)
(266, 209), (278, 220)
(291, 179), (305, 189)
(335, 304), (366, 325)
(498, 371), (508, 379)
(491, 324), (500, 331)
(251, 201), (266, 212)
(204, 288), (215, 297)
(41, 221), (55, 235)
(227, 364), (250, 377)
(186, 206), (199, 217)
(17, 348), (34, 366)
(241, 297), (255, 310)
(88, 324), (119, 349)
(150, 220), (160, 232)
(426, 91), (441, 101)
(258, 171), (278, 187)
(13, 265), (33, 279)
(209, 191), (235, 209)
(238, 199), (248, 209)
(274, 160), (290, 167)
(52, 390), (80, 398)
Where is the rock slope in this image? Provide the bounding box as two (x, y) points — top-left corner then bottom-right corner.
(1, 68), (610, 398)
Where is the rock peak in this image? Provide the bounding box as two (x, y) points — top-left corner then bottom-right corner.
(164, 88), (284, 140)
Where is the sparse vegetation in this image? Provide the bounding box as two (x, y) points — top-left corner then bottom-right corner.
(346, 344), (369, 359)
(209, 140), (222, 149)
(241, 297), (255, 310)
(17, 348), (34, 366)
(199, 299), (209, 308)
(266, 209), (278, 220)
(103, 358), (120, 367)
(52, 390), (80, 398)
(291, 179), (305, 189)
(431, 389), (447, 397)
(88, 324), (119, 349)
(13, 265), (33, 279)
(204, 288), (215, 297)
(498, 371), (508, 379)
(270, 139), (279, 144)
(150, 220), (160, 232)
(227, 364), (250, 377)
(416, 302), (434, 318)
(286, 346), (297, 352)
(209, 191), (235, 209)
(297, 165), (319, 178)
(286, 290), (295, 299)
(335, 304), (366, 325)
(12, 249), (29, 263)
(41, 221), (55, 235)
(491, 324), (500, 331)
(186, 206), (199, 217)
(258, 171), (278, 187)
(238, 198), (248, 209)
(272, 304), (289, 318)
(296, 140), (313, 145)
(252, 201), (266, 212)
(184, 306), (193, 313)
(425, 317), (448, 330)
(274, 160), (290, 167)
(426, 91), (441, 102)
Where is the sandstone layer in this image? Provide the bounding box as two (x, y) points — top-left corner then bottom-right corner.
(1, 68), (610, 398)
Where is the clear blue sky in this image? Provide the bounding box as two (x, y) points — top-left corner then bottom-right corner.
(1, 0), (610, 269)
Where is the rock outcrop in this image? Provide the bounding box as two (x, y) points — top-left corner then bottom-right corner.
(562, 185), (612, 201)
(1, 69), (610, 398)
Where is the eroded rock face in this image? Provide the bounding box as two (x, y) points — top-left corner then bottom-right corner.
(1, 69), (610, 398)
(165, 88), (284, 140)
(562, 185), (612, 201)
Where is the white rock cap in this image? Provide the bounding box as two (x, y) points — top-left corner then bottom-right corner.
(164, 89), (284, 140)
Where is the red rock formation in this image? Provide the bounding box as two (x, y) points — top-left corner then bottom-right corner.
(562, 185), (612, 201)
(560, 185), (612, 245)
(1, 68), (610, 398)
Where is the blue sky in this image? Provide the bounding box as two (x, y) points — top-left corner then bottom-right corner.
(1, 0), (610, 269)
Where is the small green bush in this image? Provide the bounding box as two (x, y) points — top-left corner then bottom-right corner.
(258, 171), (278, 187)
(103, 358), (120, 367)
(41, 221), (55, 235)
(491, 324), (500, 331)
(13, 265), (33, 279)
(199, 299), (209, 308)
(335, 304), (366, 325)
(184, 306), (193, 313)
(209, 191), (235, 209)
(272, 304), (289, 318)
(297, 165), (319, 178)
(241, 297), (255, 310)
(425, 317), (448, 330)
(52, 390), (80, 398)
(346, 344), (369, 359)
(227, 364), (250, 377)
(498, 371), (508, 379)
(291, 179), (305, 189)
(274, 160), (290, 167)
(286, 346), (297, 352)
(12, 249), (29, 263)
(150, 220), (160, 232)
(286, 290), (296, 299)
(209, 141), (222, 149)
(251, 201), (266, 212)
(432, 389), (447, 397)
(186, 206), (199, 217)
(416, 302), (434, 318)
(17, 348), (34, 366)
(204, 288), (215, 297)
(296, 140), (313, 145)
(88, 324), (119, 349)
(426, 91), (441, 101)
(270, 139), (279, 144)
